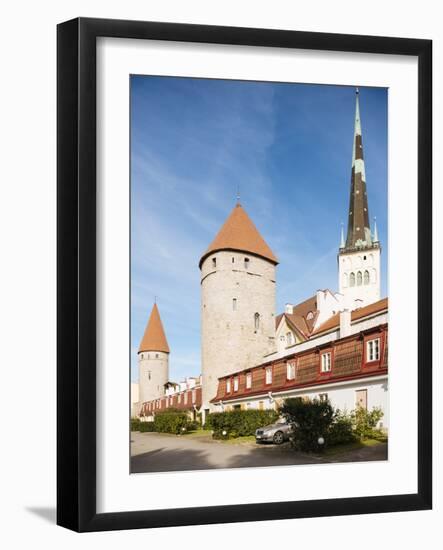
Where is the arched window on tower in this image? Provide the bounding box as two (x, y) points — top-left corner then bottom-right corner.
(212, 257), (217, 268)
(244, 257), (250, 270)
(364, 270), (370, 285)
(254, 312), (260, 331)
(350, 272), (356, 287)
(357, 271), (362, 286)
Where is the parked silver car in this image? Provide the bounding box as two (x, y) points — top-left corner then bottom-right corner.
(255, 418), (292, 445)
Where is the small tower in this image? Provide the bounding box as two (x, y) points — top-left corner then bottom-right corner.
(338, 89), (381, 308)
(200, 203), (278, 415)
(138, 302), (170, 405)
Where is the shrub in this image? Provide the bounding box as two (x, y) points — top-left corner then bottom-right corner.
(139, 421), (156, 432)
(153, 411), (189, 434)
(130, 418), (141, 431)
(351, 406), (384, 441)
(207, 409), (279, 439)
(186, 420), (199, 432)
(280, 397), (335, 452)
(327, 410), (356, 446)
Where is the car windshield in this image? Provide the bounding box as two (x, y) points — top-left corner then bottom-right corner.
(276, 418), (286, 425)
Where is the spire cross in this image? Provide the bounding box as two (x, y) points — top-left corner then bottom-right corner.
(236, 185), (240, 204)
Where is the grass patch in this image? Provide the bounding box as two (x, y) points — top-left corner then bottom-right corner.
(221, 435), (256, 445)
(322, 437), (387, 457)
(183, 428), (212, 438)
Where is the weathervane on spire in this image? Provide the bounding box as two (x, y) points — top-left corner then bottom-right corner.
(236, 184), (240, 205)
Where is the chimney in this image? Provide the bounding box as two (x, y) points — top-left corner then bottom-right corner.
(340, 309), (351, 338)
(285, 303), (294, 314)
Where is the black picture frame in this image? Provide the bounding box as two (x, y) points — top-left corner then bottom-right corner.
(57, 17), (432, 532)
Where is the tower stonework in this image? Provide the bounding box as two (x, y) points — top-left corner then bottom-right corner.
(200, 203), (277, 415)
(138, 303), (170, 405)
(338, 89), (381, 309)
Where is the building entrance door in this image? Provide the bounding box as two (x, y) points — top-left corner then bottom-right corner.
(355, 389), (368, 409)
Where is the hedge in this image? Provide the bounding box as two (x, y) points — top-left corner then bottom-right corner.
(130, 418), (141, 431)
(280, 397), (335, 452)
(207, 409), (279, 439)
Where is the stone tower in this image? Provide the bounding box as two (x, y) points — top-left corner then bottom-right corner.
(200, 203), (278, 415)
(138, 302), (170, 405)
(338, 89), (381, 309)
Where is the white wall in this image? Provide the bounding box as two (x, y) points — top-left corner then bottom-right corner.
(0, 1), (440, 549)
(216, 377), (389, 430)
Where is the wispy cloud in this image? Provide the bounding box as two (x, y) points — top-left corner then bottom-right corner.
(130, 77), (387, 382)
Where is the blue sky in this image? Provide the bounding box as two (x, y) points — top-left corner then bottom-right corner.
(130, 77), (388, 383)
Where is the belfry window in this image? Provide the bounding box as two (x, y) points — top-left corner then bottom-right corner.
(357, 271), (362, 286)
(350, 272), (356, 287)
(254, 312), (260, 331)
(364, 270), (370, 285)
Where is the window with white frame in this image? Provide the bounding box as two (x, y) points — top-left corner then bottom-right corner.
(265, 366), (272, 384)
(367, 338), (380, 361)
(287, 361), (296, 380)
(184, 392), (188, 404)
(246, 372), (252, 389)
(321, 352), (332, 372)
(233, 377), (239, 392)
(226, 378), (231, 393)
(286, 332), (293, 346)
(319, 393), (328, 402)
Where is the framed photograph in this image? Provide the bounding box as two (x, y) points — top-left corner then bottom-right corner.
(57, 17), (432, 532)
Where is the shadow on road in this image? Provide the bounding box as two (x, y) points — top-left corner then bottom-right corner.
(131, 447), (213, 473)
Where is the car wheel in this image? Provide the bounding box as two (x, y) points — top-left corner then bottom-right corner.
(273, 431), (285, 445)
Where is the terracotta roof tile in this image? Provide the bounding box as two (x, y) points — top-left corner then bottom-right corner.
(312, 297), (388, 335)
(199, 203), (278, 268)
(138, 303), (170, 353)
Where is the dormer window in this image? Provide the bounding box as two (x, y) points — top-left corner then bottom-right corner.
(287, 362), (296, 380)
(321, 352), (332, 373)
(212, 257), (217, 268)
(286, 332), (294, 346)
(306, 311), (314, 320)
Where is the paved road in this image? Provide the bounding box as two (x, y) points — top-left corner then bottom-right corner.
(130, 432), (387, 473)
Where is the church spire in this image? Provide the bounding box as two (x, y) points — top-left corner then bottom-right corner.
(344, 88), (373, 251)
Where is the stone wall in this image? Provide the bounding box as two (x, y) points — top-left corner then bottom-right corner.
(200, 250), (276, 413)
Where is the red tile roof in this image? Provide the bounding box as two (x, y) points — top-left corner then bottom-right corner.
(312, 297), (388, 336)
(199, 203), (278, 268)
(138, 303), (170, 353)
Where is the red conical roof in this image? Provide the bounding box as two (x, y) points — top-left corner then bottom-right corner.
(199, 203), (278, 267)
(138, 303), (170, 353)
